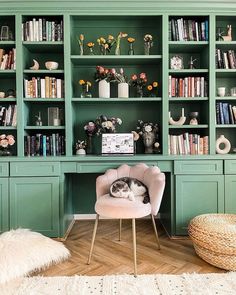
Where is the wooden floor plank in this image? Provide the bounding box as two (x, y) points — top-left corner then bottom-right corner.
(36, 219), (225, 277)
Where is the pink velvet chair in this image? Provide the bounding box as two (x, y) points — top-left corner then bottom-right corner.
(87, 163), (165, 276)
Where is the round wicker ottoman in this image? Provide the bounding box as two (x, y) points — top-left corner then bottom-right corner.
(188, 214), (236, 271)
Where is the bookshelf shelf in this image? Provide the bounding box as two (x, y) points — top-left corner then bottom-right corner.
(72, 97), (162, 102)
(168, 124), (208, 129)
(25, 126), (65, 130)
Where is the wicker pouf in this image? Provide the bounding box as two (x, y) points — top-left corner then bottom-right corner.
(188, 214), (236, 271)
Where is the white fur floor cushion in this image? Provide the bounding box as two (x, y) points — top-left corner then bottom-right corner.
(0, 228), (70, 284)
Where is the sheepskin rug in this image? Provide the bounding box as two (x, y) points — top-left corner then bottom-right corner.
(0, 228), (70, 284)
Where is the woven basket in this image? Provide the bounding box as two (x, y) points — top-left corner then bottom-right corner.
(188, 214), (236, 271)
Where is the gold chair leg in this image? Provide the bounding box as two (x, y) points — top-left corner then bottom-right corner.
(132, 218), (137, 277)
(119, 219), (122, 241)
(151, 214), (161, 250)
(87, 214), (99, 265)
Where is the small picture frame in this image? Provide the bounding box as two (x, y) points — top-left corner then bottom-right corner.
(101, 133), (134, 155)
(170, 55), (184, 70)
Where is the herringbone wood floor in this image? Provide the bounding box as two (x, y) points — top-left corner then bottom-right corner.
(37, 219), (225, 277)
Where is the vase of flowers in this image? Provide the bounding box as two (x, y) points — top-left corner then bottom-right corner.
(87, 42), (95, 55)
(84, 121), (97, 154)
(97, 35), (115, 55)
(112, 68), (129, 98)
(79, 79), (92, 98)
(147, 81), (159, 97)
(127, 37), (135, 55)
(95, 66), (115, 98)
(95, 115), (122, 135)
(77, 34), (84, 55)
(115, 32), (128, 55)
(0, 134), (15, 156)
(144, 34), (153, 55)
(129, 72), (147, 98)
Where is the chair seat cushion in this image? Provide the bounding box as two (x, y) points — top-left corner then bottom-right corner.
(95, 194), (152, 219)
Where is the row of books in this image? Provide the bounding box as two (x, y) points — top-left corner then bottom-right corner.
(22, 18), (63, 42)
(168, 75), (208, 97)
(24, 77), (64, 98)
(216, 49), (236, 69)
(169, 18), (209, 41)
(216, 102), (236, 124)
(0, 48), (16, 70)
(168, 133), (209, 155)
(24, 133), (65, 157)
(0, 105), (17, 126)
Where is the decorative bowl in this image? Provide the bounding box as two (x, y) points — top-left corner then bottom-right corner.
(45, 61), (59, 70)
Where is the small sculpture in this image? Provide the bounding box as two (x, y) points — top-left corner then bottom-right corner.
(189, 56), (197, 69)
(219, 25), (232, 42)
(189, 112), (199, 125)
(30, 59), (39, 70)
(35, 112), (42, 126)
(75, 140), (87, 155)
(169, 108), (186, 126)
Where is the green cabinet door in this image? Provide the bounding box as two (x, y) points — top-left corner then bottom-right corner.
(176, 175), (224, 235)
(225, 175), (236, 214)
(0, 178), (9, 233)
(10, 177), (59, 237)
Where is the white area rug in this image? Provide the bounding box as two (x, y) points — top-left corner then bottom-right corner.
(2, 272), (236, 295)
(0, 228), (70, 284)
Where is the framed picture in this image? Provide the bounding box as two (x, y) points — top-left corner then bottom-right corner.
(101, 133), (134, 155)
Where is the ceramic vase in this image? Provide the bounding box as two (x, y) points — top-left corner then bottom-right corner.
(118, 82), (129, 98)
(99, 80), (110, 98)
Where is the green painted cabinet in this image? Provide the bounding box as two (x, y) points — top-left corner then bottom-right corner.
(225, 176), (236, 214)
(9, 177), (60, 237)
(0, 178), (9, 233)
(175, 175), (224, 235)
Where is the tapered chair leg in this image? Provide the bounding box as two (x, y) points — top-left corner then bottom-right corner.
(119, 219), (122, 241)
(87, 214), (99, 265)
(151, 214), (161, 250)
(132, 218), (137, 277)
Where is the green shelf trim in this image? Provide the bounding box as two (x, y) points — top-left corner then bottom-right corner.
(0, 98), (16, 102)
(23, 70), (64, 74)
(0, 41), (15, 45)
(72, 97), (162, 102)
(0, 70), (15, 74)
(215, 41), (236, 45)
(0, 126), (17, 130)
(71, 55), (162, 65)
(216, 69), (236, 72)
(71, 55), (162, 59)
(168, 41), (209, 45)
(169, 97), (209, 101)
(169, 69), (208, 74)
(215, 125), (236, 128)
(24, 98), (65, 102)
(168, 124), (208, 129)
(25, 126), (65, 130)
(23, 41), (63, 45)
(215, 97), (236, 100)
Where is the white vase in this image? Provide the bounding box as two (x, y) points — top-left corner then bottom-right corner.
(98, 80), (110, 98)
(118, 82), (129, 98)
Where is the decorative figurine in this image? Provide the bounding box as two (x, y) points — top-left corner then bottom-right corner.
(217, 25), (232, 42)
(222, 25), (232, 41)
(189, 56), (197, 69)
(189, 111), (199, 125)
(75, 140), (87, 155)
(169, 108), (186, 125)
(35, 112), (42, 126)
(30, 59), (40, 70)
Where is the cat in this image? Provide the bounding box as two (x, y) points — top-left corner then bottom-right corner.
(109, 177), (150, 204)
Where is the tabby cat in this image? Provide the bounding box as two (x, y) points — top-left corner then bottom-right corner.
(109, 177), (150, 204)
